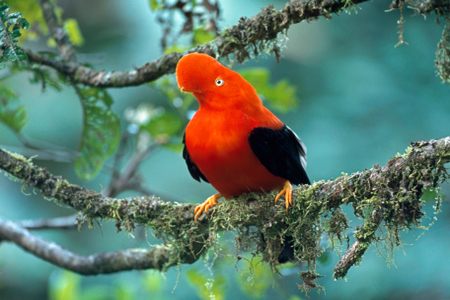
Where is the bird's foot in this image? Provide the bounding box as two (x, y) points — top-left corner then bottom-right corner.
(194, 193), (222, 223)
(274, 181), (293, 214)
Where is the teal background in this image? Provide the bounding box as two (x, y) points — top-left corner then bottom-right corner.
(0, 0), (449, 299)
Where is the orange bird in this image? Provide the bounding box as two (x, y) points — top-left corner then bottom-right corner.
(176, 53), (310, 224)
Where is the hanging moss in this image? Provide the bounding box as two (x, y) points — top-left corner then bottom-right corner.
(1, 137), (449, 290)
(436, 18), (450, 84)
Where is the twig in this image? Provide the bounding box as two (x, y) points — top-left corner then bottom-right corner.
(333, 208), (384, 279)
(103, 137), (164, 197)
(38, 0), (77, 62)
(0, 144), (74, 163)
(15, 214), (78, 230)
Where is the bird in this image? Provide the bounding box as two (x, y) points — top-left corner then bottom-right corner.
(176, 53), (310, 227)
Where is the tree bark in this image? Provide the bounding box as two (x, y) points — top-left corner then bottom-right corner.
(0, 137), (448, 280)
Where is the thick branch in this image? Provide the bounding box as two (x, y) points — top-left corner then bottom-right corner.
(26, 0), (377, 88)
(26, 0), (448, 88)
(1, 137), (449, 227)
(0, 218), (201, 274)
(0, 137), (449, 275)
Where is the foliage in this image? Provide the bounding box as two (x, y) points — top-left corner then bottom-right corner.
(10, 58), (65, 92)
(49, 271), (82, 300)
(49, 270), (145, 300)
(236, 256), (272, 299)
(148, 0), (220, 49)
(141, 271), (165, 295)
(0, 87), (27, 133)
(74, 86), (120, 181)
(240, 68), (299, 113)
(186, 269), (227, 300)
(151, 75), (195, 112)
(63, 18), (84, 46)
(142, 109), (184, 139)
(4, 0), (45, 41)
(1, 0), (450, 298)
(48, 18), (84, 47)
(5, 0), (84, 46)
(0, 3), (29, 68)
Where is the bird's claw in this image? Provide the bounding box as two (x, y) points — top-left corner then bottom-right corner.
(194, 193), (221, 223)
(274, 181), (293, 214)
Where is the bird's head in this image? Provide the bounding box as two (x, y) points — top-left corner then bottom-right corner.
(176, 53), (260, 109)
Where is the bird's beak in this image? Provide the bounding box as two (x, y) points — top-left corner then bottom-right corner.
(180, 86), (185, 92)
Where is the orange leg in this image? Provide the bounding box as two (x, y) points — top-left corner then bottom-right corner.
(274, 181), (293, 214)
(194, 193), (222, 223)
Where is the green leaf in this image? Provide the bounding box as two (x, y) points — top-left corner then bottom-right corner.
(421, 188), (442, 203)
(0, 87), (28, 132)
(5, 0), (47, 41)
(317, 251), (330, 265)
(141, 110), (183, 138)
(20, 18), (30, 29)
(193, 27), (216, 45)
(149, 0), (162, 10)
(265, 79), (298, 113)
(240, 68), (299, 113)
(186, 269), (227, 300)
(74, 86), (120, 181)
(80, 286), (110, 300)
(163, 44), (189, 54)
(236, 256), (272, 299)
(150, 75), (195, 109)
(0, 3), (29, 68)
(29, 67), (64, 91)
(142, 271), (164, 293)
(63, 18), (84, 46)
(9, 55), (66, 91)
(49, 270), (82, 300)
(114, 281), (136, 300)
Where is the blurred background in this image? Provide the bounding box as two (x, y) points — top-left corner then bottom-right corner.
(0, 0), (449, 299)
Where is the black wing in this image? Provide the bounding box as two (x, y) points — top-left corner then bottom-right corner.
(182, 132), (209, 183)
(248, 125), (310, 185)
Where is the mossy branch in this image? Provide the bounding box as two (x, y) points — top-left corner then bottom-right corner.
(23, 0), (447, 88)
(0, 137), (449, 282)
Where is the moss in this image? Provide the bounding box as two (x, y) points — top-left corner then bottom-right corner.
(1, 136), (449, 291)
(436, 17), (450, 84)
(119, 138), (445, 288)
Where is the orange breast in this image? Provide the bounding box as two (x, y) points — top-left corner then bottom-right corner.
(185, 107), (285, 198)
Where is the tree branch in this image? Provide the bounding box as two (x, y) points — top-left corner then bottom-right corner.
(25, 0), (432, 88)
(103, 135), (167, 198)
(333, 208), (384, 278)
(38, 0), (77, 62)
(0, 217), (204, 274)
(1, 137), (449, 278)
(26, 0), (449, 88)
(1, 137), (448, 225)
(15, 214), (78, 230)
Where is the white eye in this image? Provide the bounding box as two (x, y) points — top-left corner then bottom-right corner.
(215, 79), (224, 86)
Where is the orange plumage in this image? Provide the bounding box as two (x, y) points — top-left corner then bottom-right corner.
(176, 53), (309, 223)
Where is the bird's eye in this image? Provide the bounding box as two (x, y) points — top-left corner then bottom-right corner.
(215, 79), (224, 86)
